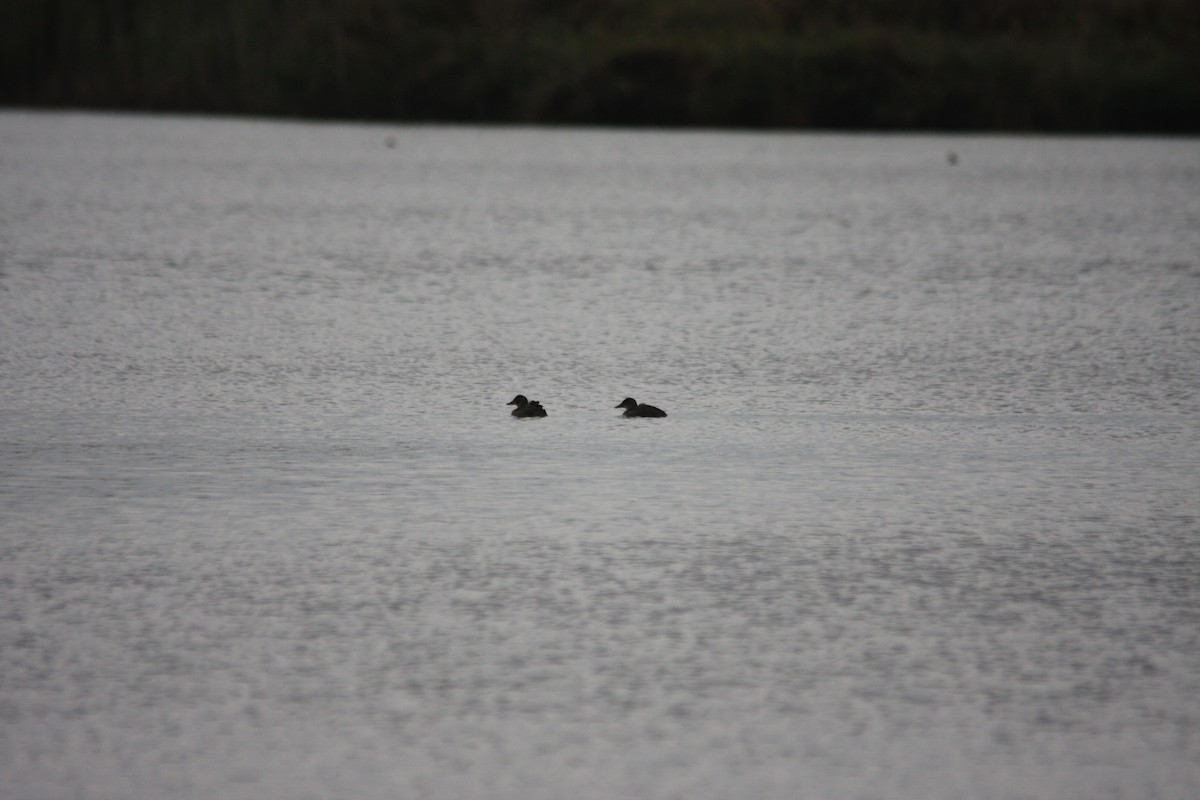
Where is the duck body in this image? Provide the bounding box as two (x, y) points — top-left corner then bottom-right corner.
(615, 397), (667, 418)
(508, 394), (547, 417)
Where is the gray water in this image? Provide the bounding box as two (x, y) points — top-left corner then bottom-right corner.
(1, 111), (1198, 799)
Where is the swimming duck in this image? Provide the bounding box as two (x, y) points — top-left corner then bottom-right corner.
(508, 394), (547, 417)
(615, 397), (667, 418)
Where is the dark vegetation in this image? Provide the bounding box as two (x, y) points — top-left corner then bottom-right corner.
(3, 0), (1198, 131)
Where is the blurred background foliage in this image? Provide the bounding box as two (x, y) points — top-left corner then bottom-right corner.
(2, 0), (1197, 130)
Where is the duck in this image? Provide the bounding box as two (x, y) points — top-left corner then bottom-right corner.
(615, 397), (667, 418)
(508, 394), (547, 417)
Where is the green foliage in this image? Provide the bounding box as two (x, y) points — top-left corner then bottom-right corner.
(2, 0), (1197, 130)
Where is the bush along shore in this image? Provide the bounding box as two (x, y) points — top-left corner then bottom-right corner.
(3, 0), (1198, 132)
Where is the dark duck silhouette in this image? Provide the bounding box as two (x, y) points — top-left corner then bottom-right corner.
(616, 397), (667, 418)
(508, 394), (547, 417)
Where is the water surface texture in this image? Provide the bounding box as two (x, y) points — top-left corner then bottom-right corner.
(2, 112), (1199, 799)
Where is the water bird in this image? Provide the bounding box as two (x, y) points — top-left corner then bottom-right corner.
(616, 397), (667, 418)
(508, 394), (547, 417)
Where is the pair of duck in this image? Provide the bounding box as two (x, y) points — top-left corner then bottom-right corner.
(507, 395), (667, 418)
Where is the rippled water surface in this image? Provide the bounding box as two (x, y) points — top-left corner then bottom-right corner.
(2, 112), (1199, 799)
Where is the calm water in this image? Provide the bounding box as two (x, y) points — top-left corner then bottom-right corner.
(2, 111), (1198, 799)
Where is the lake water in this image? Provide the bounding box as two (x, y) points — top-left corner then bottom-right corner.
(1, 111), (1198, 799)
